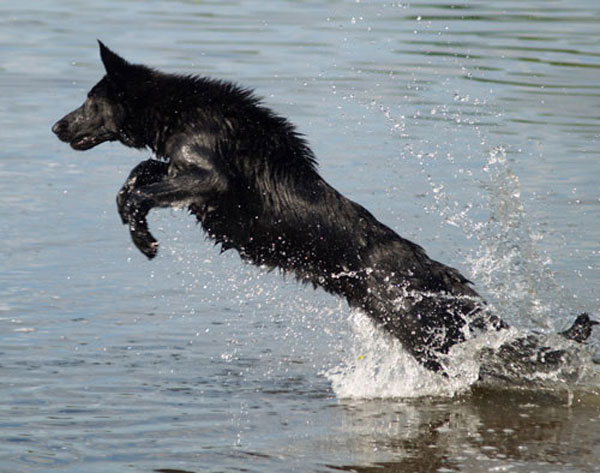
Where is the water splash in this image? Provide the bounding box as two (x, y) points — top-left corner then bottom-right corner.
(326, 146), (599, 399)
(324, 310), (480, 399)
(466, 146), (564, 331)
(326, 311), (599, 399)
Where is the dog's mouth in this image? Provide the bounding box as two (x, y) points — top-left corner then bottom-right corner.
(70, 134), (113, 151)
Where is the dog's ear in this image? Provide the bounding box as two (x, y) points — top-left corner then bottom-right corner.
(98, 40), (130, 78)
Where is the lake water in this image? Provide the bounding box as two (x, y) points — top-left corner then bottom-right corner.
(1, 0), (600, 472)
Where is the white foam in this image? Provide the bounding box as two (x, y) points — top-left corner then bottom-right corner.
(324, 310), (480, 399)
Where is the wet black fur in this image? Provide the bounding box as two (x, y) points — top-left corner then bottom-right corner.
(53, 42), (596, 374)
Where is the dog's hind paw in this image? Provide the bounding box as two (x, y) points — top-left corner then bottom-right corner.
(560, 313), (599, 343)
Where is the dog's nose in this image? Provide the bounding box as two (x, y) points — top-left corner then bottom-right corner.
(52, 120), (65, 136)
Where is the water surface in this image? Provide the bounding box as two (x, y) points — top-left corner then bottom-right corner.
(1, 1), (600, 472)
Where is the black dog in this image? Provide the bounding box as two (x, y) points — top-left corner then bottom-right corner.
(53, 42), (597, 374)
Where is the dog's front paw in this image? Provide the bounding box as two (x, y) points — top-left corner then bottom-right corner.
(119, 191), (158, 259)
(130, 223), (159, 259)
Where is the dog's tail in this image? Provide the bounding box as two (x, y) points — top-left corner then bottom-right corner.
(560, 313), (599, 343)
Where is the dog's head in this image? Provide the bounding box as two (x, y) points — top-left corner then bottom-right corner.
(52, 41), (151, 150)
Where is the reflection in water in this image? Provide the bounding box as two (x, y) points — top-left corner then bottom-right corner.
(330, 390), (600, 473)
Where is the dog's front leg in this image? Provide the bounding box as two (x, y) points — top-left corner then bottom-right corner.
(117, 159), (170, 224)
(120, 170), (220, 259)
